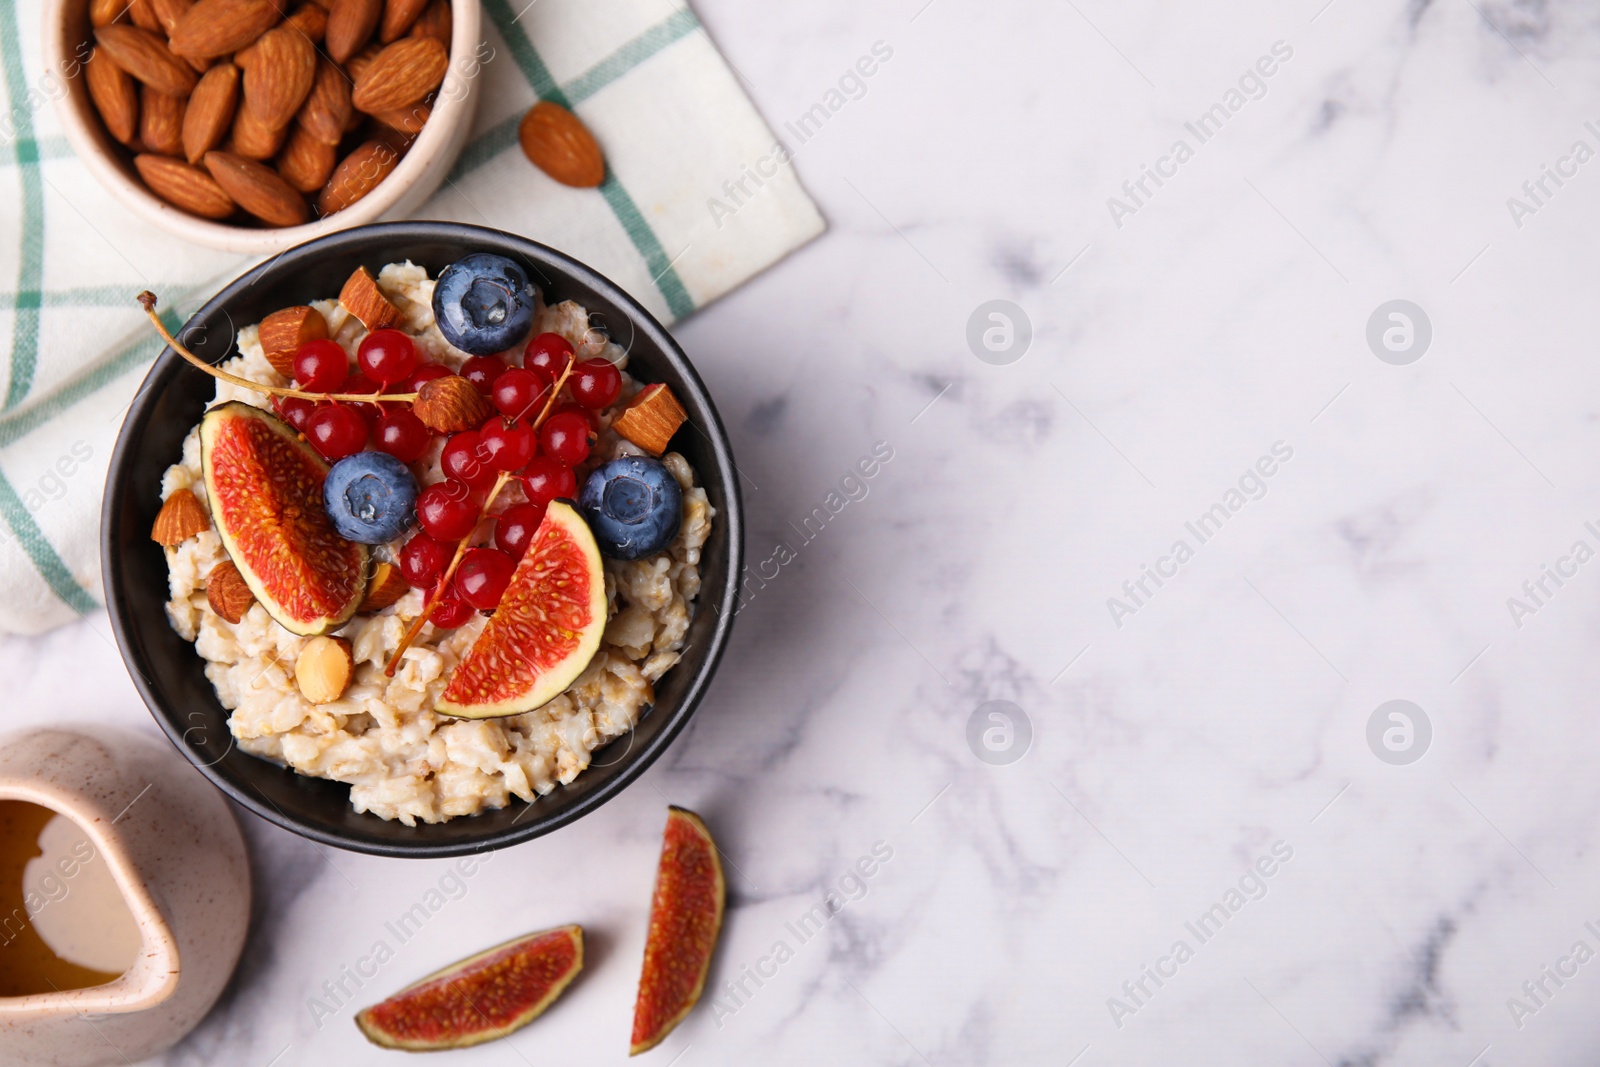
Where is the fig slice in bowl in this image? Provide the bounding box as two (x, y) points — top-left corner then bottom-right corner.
(200, 401), (367, 636)
(435, 500), (606, 718)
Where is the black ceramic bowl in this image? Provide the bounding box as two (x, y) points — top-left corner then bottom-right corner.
(103, 222), (742, 857)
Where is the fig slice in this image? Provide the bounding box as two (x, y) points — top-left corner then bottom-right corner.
(631, 807), (726, 1055)
(355, 925), (584, 1051)
(200, 401), (367, 635)
(434, 501), (606, 718)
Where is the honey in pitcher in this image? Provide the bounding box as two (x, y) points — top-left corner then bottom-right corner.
(0, 800), (141, 997)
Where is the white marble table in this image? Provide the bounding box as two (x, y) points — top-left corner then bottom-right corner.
(9, 0), (1600, 1063)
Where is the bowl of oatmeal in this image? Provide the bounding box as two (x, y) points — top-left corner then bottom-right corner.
(102, 222), (742, 857)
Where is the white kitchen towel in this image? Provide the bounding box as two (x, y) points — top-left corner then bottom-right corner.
(0, 0), (822, 634)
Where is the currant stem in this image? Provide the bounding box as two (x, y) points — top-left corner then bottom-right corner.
(382, 362), (579, 678)
(137, 291), (417, 404)
(384, 470), (512, 677)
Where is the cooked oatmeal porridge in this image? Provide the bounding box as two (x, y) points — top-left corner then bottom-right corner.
(159, 262), (713, 825)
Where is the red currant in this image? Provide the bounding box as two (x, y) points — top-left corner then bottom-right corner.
(293, 339), (348, 392)
(417, 479), (480, 540)
(571, 358), (621, 409)
(399, 533), (449, 587)
(495, 502), (547, 557)
(341, 370), (380, 397)
(430, 585), (474, 628)
(375, 409), (431, 463)
(461, 355), (506, 394)
(358, 329), (418, 385)
(551, 400), (599, 433)
(525, 333), (574, 379)
(335, 373), (379, 430)
(275, 395), (316, 431)
(491, 367), (551, 419)
(479, 420), (535, 472)
(441, 431), (496, 489)
(521, 455), (577, 505)
(455, 547), (515, 610)
(539, 410), (592, 466)
(305, 404), (367, 460)
(403, 363), (451, 393)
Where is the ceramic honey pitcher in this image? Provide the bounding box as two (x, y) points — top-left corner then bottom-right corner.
(0, 726), (250, 1066)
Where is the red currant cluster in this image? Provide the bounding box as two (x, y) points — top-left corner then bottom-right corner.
(272, 329), (431, 464)
(274, 329), (625, 629)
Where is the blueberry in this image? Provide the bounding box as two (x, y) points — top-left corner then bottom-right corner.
(432, 253), (538, 356)
(324, 451), (418, 544)
(579, 456), (682, 561)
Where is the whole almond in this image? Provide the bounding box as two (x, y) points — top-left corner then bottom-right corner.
(151, 487), (210, 544)
(295, 635), (352, 703)
(257, 305), (328, 376)
(343, 41), (383, 83)
(204, 150), (309, 225)
(365, 118), (415, 155)
(276, 121), (337, 192)
(284, 1), (328, 40)
(378, 0), (428, 43)
(91, 0), (127, 27)
(518, 101), (605, 188)
(150, 0), (193, 34)
(139, 87), (185, 156)
(325, 0), (381, 63)
(243, 26), (316, 130)
(296, 57), (351, 144)
(128, 0), (162, 31)
(94, 26), (199, 97)
(206, 560), (256, 623)
(182, 61), (239, 163)
(170, 0), (282, 59)
(137, 154), (238, 217)
(230, 104), (287, 158)
(408, 0), (449, 45)
(86, 49), (140, 145)
(316, 139), (397, 215)
(350, 36), (445, 113)
(369, 99), (427, 135)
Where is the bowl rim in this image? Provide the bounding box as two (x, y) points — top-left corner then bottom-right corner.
(40, 0), (484, 255)
(101, 220), (744, 856)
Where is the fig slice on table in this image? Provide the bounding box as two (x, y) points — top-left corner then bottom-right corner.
(200, 401), (367, 636)
(355, 925), (584, 1051)
(434, 501), (606, 718)
(631, 807), (726, 1055)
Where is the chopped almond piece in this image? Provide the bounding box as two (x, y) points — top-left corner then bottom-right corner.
(258, 305), (328, 376)
(338, 265), (403, 330)
(151, 487), (210, 544)
(612, 383), (687, 455)
(358, 561), (410, 612)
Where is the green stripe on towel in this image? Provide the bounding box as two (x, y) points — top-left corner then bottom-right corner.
(479, 0), (696, 319)
(0, 467), (97, 615)
(0, 0), (47, 411)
